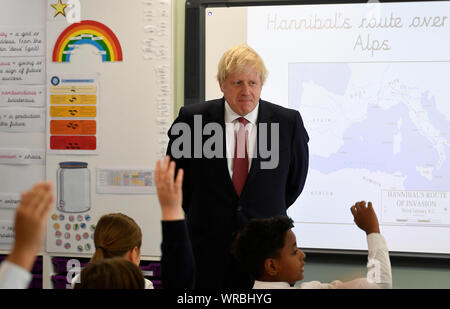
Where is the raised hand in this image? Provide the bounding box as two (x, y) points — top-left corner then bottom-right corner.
(7, 181), (55, 271)
(155, 156), (184, 221)
(350, 201), (380, 235)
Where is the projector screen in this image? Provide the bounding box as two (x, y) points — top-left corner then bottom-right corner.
(187, 0), (450, 257)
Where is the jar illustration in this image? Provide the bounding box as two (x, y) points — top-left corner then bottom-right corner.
(57, 162), (91, 213)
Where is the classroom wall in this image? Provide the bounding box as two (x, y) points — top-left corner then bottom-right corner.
(173, 0), (450, 289)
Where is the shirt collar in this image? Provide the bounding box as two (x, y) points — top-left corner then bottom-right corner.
(224, 100), (259, 124)
(253, 280), (292, 289)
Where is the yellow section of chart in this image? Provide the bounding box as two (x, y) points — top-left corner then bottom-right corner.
(50, 106), (97, 117)
(49, 85), (97, 94)
(50, 95), (97, 105)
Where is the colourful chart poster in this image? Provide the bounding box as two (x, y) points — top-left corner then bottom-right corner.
(97, 168), (156, 194)
(47, 74), (99, 154)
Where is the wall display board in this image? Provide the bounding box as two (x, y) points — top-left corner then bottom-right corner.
(45, 0), (173, 255)
(0, 0), (47, 249)
(0, 0), (174, 259)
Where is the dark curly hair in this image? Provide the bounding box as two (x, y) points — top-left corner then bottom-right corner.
(232, 216), (294, 280)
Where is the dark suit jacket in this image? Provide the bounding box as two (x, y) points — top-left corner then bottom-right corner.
(166, 98), (309, 288)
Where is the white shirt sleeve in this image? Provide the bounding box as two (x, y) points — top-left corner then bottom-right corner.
(71, 273), (80, 288)
(299, 233), (392, 289)
(366, 233), (392, 289)
(0, 260), (32, 289)
(144, 278), (154, 289)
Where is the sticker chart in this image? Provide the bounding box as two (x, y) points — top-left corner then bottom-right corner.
(97, 168), (156, 194)
(47, 75), (98, 154)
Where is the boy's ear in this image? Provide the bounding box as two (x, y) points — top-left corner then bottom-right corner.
(264, 258), (279, 277)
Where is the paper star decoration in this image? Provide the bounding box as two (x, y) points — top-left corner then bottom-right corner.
(51, 0), (68, 18)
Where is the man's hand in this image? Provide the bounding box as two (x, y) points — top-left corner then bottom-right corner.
(155, 156), (184, 221)
(350, 201), (380, 235)
(7, 181), (54, 271)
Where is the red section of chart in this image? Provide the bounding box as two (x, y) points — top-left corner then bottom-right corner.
(50, 136), (97, 150)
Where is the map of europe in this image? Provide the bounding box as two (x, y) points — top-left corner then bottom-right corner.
(288, 62), (450, 225)
(289, 62), (450, 191)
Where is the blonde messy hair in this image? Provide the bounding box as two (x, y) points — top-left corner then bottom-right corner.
(216, 43), (268, 85)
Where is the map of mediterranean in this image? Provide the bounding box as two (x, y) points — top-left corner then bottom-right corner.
(289, 62), (450, 226)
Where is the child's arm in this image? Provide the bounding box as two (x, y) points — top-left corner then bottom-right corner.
(155, 156), (195, 289)
(0, 182), (54, 289)
(8, 181), (54, 270)
(350, 201), (392, 289)
(155, 155), (184, 221)
(300, 201), (392, 289)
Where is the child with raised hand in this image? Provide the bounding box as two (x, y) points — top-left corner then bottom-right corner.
(71, 213), (153, 289)
(0, 181), (54, 289)
(232, 201), (392, 289)
(155, 155), (195, 289)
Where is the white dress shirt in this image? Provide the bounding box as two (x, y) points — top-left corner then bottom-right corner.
(253, 233), (392, 289)
(224, 101), (259, 178)
(0, 260), (32, 289)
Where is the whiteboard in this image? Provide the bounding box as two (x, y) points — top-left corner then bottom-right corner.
(198, 0), (450, 257)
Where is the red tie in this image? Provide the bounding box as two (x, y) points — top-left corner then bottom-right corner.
(232, 117), (248, 197)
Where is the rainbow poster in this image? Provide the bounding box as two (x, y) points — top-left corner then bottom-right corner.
(52, 20), (123, 62)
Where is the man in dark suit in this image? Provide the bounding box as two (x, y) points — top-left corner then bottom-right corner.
(166, 43), (309, 288)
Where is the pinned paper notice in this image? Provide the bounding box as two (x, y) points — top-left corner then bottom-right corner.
(0, 221), (14, 244)
(0, 57), (45, 84)
(0, 85), (45, 107)
(0, 193), (21, 210)
(0, 27), (45, 57)
(0, 108), (45, 132)
(0, 148), (45, 165)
